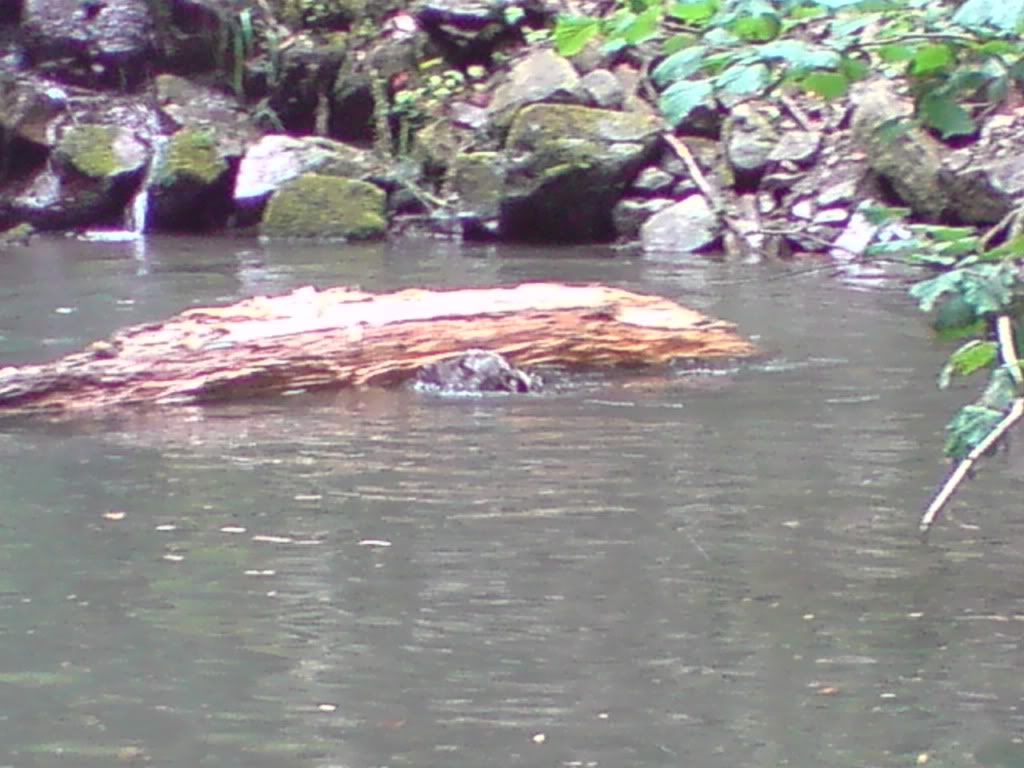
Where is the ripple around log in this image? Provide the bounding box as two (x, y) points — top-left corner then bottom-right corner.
(0, 282), (758, 416)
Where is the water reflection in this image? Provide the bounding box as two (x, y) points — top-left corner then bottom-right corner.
(0, 237), (1022, 767)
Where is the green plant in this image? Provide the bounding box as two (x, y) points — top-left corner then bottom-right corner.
(865, 206), (1024, 531)
(390, 66), (468, 154)
(553, 0), (1024, 136)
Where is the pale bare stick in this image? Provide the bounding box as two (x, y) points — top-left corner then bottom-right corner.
(663, 133), (723, 213)
(998, 314), (1023, 388)
(780, 93), (813, 131)
(920, 398), (1024, 534)
(920, 316), (1024, 534)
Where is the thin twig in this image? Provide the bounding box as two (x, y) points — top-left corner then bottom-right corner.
(980, 208), (1020, 250)
(920, 315), (1024, 534)
(779, 93), (813, 132)
(920, 398), (1024, 534)
(663, 133), (722, 213)
(998, 314), (1023, 388)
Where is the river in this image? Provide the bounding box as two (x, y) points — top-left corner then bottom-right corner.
(1, 236), (1023, 768)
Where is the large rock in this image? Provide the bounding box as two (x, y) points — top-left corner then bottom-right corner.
(851, 79), (947, 220)
(499, 103), (664, 242)
(6, 122), (148, 229)
(724, 102), (779, 177)
(155, 75), (255, 147)
(613, 197), (674, 240)
(445, 151), (505, 237)
(234, 134), (386, 221)
(640, 195), (721, 254)
(488, 49), (580, 128)
(147, 127), (235, 231)
(21, 0), (154, 88)
(946, 155), (1024, 224)
(261, 173), (387, 240)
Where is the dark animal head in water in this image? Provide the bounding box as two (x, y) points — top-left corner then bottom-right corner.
(415, 350), (541, 393)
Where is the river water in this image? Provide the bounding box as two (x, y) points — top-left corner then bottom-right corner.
(1, 236), (1023, 768)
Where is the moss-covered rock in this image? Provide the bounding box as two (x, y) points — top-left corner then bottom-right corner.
(447, 151), (504, 235)
(154, 128), (229, 189)
(261, 173), (387, 239)
(148, 127), (235, 231)
(500, 104), (663, 242)
(55, 124), (148, 180)
(851, 80), (947, 221)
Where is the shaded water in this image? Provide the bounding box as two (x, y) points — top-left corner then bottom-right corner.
(2, 237), (1024, 768)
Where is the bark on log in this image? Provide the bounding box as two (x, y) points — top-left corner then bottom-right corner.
(0, 282), (757, 415)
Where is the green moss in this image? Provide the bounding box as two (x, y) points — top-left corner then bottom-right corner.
(506, 104), (664, 150)
(155, 128), (227, 188)
(448, 152), (505, 217)
(56, 125), (119, 178)
(262, 173), (387, 240)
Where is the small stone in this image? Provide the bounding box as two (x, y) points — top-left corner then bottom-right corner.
(577, 69), (625, 109)
(817, 178), (859, 207)
(641, 195), (721, 254)
(813, 208), (848, 224)
(532, 733), (546, 744)
(791, 200), (814, 219)
(631, 167), (675, 195)
(613, 197), (675, 239)
(768, 130), (821, 164)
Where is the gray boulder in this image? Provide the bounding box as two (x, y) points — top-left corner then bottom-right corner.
(234, 134), (386, 221)
(488, 49), (581, 129)
(613, 197), (675, 240)
(500, 103), (664, 242)
(147, 127), (235, 231)
(640, 195), (721, 254)
(21, 0), (154, 88)
(7, 123), (148, 229)
(415, 350), (541, 393)
(946, 155), (1024, 224)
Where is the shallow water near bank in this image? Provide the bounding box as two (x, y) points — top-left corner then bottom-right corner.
(2, 236), (1024, 768)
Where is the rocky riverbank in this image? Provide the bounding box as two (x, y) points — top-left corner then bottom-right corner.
(2, 0), (1024, 259)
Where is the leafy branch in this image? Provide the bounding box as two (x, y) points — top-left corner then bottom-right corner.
(553, 0), (1024, 138)
(868, 210), (1024, 533)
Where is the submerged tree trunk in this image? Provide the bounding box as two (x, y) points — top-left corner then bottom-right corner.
(0, 282), (758, 416)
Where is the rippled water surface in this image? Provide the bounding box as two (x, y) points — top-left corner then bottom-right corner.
(2, 237), (1024, 768)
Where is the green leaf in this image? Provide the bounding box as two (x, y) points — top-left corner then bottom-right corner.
(663, 33), (698, 55)
(977, 40), (1018, 57)
(553, 16), (601, 56)
(945, 404), (1004, 460)
(960, 264), (1014, 314)
(912, 224), (979, 242)
(938, 340), (999, 388)
(840, 56), (870, 82)
(622, 6), (662, 44)
(757, 40), (841, 69)
(659, 78), (715, 126)
(652, 46), (709, 87)
(953, 0), (1024, 34)
(919, 91), (976, 138)
(980, 233), (1024, 261)
(801, 71), (849, 99)
(932, 294), (981, 335)
(911, 270), (965, 312)
(980, 366), (1020, 410)
(912, 44), (955, 76)
(860, 203), (911, 225)
(733, 13), (781, 41)
(667, 0), (719, 25)
(715, 62), (772, 98)
(878, 44), (916, 63)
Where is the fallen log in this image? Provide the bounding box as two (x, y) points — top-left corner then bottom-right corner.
(0, 282), (757, 415)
